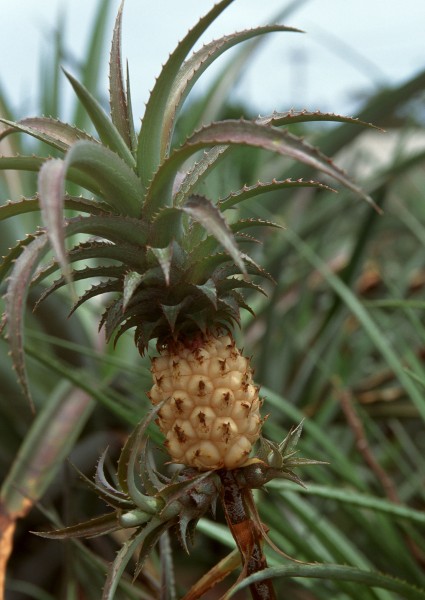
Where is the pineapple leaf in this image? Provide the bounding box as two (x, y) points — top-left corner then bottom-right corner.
(0, 197), (42, 220)
(34, 513), (119, 540)
(161, 300), (190, 332)
(186, 252), (233, 283)
(0, 154), (102, 193)
(220, 178), (336, 211)
(61, 214), (148, 247)
(173, 146), (229, 206)
(162, 25), (301, 159)
(4, 234), (49, 406)
(184, 120), (381, 212)
(182, 195), (246, 277)
(71, 462), (133, 510)
(230, 218), (283, 234)
(68, 281), (122, 318)
(123, 271), (144, 310)
(126, 406), (166, 513)
(30, 241), (145, 291)
(217, 277), (267, 297)
(137, 0), (234, 190)
(63, 140), (143, 217)
(159, 532), (177, 600)
(101, 297), (125, 341)
(0, 234), (42, 284)
(109, 1), (132, 150)
(148, 245), (174, 286)
(0, 116), (97, 153)
(143, 118), (372, 216)
(195, 278), (218, 309)
(149, 207), (183, 248)
(0, 155), (47, 174)
(63, 69), (136, 169)
(132, 519), (173, 584)
(38, 158), (73, 288)
(95, 449), (125, 500)
(125, 61), (137, 152)
(256, 109), (382, 130)
(33, 266), (123, 312)
(102, 521), (165, 600)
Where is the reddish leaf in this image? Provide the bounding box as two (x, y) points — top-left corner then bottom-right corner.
(38, 158), (73, 288)
(4, 235), (49, 406)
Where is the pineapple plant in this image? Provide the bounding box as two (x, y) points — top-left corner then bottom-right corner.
(0, 0), (380, 597)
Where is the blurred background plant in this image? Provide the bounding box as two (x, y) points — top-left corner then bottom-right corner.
(1, 1), (425, 599)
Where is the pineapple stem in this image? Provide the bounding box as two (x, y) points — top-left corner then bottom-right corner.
(219, 469), (277, 600)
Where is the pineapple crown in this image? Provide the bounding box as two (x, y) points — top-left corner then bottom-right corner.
(0, 0), (378, 404)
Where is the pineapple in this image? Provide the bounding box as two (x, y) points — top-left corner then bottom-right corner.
(149, 332), (262, 470)
(0, 1), (375, 596)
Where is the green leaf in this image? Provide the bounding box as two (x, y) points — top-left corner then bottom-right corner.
(148, 207), (183, 248)
(148, 245), (174, 286)
(0, 116), (97, 153)
(185, 120), (381, 212)
(68, 281), (122, 319)
(159, 532), (177, 600)
(182, 195), (246, 276)
(35, 512), (119, 540)
(63, 140), (143, 216)
(256, 109), (381, 130)
(220, 178), (335, 211)
(59, 214), (148, 249)
(30, 241), (145, 290)
(0, 196), (43, 221)
(63, 69), (136, 169)
(226, 564), (425, 600)
(0, 154), (102, 193)
(284, 227), (425, 422)
(101, 519), (163, 600)
(0, 194), (110, 226)
(230, 218), (282, 235)
(173, 146), (229, 207)
(123, 271), (143, 310)
(268, 481), (425, 526)
(161, 300), (190, 332)
(0, 155), (46, 173)
(125, 408), (165, 513)
(162, 24), (301, 159)
(125, 61), (137, 152)
(33, 265), (123, 311)
(144, 119), (378, 216)
(137, 0), (235, 190)
(109, 1), (132, 150)
(196, 278), (217, 309)
(94, 450), (132, 507)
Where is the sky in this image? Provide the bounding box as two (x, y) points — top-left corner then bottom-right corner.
(2, 0), (425, 122)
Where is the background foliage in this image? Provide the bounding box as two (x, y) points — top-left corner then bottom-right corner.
(1, 1), (425, 598)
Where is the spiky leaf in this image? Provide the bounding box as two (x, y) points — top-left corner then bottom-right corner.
(0, 116), (97, 152)
(109, 1), (132, 149)
(38, 159), (73, 287)
(63, 140), (142, 216)
(63, 69), (135, 168)
(182, 195), (246, 276)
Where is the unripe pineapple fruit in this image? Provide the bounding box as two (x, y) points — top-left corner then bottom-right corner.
(149, 333), (262, 470)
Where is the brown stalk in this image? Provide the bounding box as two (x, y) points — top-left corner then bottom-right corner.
(219, 469), (277, 600)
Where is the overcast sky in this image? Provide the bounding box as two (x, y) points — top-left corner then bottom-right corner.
(2, 0), (425, 122)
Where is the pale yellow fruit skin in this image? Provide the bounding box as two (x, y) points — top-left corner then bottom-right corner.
(148, 334), (262, 470)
